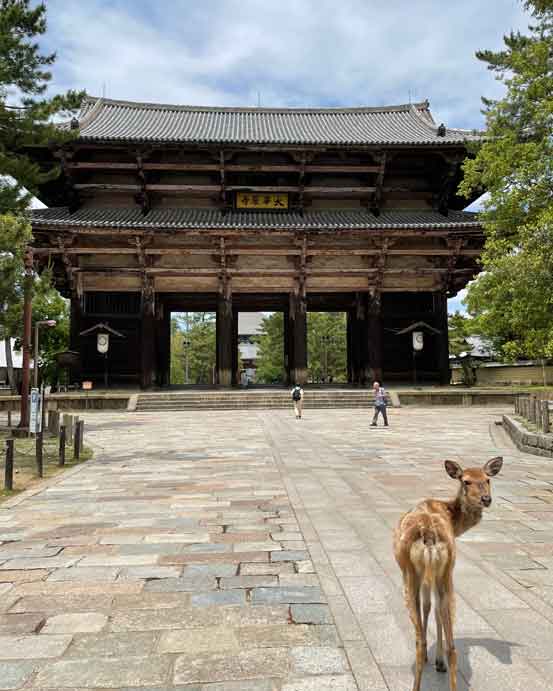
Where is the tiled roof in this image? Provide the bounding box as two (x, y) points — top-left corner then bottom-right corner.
(67, 97), (481, 146)
(32, 207), (481, 231)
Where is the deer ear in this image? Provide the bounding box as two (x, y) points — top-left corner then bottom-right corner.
(444, 460), (463, 479)
(484, 456), (503, 477)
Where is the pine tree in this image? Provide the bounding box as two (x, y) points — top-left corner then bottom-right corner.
(460, 1), (553, 361)
(0, 1), (83, 389)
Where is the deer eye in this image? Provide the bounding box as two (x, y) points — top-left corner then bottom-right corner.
(463, 480), (472, 486)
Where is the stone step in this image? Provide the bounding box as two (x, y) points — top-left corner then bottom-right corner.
(135, 390), (391, 411)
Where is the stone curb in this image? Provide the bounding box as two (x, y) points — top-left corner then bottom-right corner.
(502, 414), (553, 458)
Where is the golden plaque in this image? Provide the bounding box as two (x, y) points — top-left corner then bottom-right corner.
(236, 192), (289, 210)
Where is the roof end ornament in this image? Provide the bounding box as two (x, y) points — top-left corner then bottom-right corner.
(437, 123), (446, 137)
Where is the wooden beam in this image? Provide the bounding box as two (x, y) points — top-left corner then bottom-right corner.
(67, 161), (382, 174)
(32, 246), (481, 258)
(73, 182), (379, 196)
(370, 151), (386, 214)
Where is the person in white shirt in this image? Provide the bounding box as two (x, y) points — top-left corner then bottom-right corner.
(291, 384), (304, 419)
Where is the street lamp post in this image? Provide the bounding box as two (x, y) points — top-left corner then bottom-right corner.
(321, 334), (331, 384)
(183, 338), (191, 384)
(34, 320), (57, 388)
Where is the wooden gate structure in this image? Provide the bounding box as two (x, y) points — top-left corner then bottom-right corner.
(28, 97), (484, 388)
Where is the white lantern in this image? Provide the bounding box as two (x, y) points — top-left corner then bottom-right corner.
(412, 331), (424, 351)
(97, 333), (109, 354)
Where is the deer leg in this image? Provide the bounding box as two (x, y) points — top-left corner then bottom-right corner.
(404, 571), (425, 691)
(421, 583), (431, 663)
(434, 604), (446, 673)
(440, 588), (457, 691)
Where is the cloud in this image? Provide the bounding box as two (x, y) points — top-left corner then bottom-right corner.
(43, 0), (530, 129)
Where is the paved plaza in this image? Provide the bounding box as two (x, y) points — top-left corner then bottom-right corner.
(1, 405), (553, 690)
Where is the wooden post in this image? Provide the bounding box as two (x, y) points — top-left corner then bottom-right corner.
(232, 308), (239, 387)
(63, 414), (74, 443)
(58, 426), (66, 466)
(78, 420), (84, 453)
(36, 431), (43, 478)
(155, 303), (171, 387)
(284, 305), (291, 385)
(216, 285), (233, 387)
(346, 310), (353, 384)
(69, 293), (83, 385)
(7, 410), (11, 428)
(4, 439), (14, 491)
(73, 421), (81, 460)
(545, 402), (551, 434)
(434, 290), (450, 386)
(367, 292), (383, 384)
(140, 284), (156, 389)
(289, 291), (307, 385)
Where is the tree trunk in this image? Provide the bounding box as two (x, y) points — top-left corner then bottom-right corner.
(4, 338), (16, 393)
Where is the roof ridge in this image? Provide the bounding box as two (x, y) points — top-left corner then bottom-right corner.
(82, 95), (431, 115)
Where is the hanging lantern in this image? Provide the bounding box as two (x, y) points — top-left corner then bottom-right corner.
(412, 331), (424, 351)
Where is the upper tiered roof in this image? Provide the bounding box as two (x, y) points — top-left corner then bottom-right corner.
(67, 97), (480, 147)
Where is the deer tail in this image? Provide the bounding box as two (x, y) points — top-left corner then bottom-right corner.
(421, 529), (438, 589)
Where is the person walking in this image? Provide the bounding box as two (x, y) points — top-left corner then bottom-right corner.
(291, 383), (304, 419)
(371, 380), (388, 427)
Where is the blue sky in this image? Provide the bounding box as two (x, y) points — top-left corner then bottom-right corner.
(39, 0), (531, 313)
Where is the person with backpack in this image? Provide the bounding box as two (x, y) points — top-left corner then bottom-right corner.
(371, 380), (389, 427)
(291, 383), (304, 419)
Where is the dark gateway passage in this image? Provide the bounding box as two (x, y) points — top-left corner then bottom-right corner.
(28, 97), (484, 388)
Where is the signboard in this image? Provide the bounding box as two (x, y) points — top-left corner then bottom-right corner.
(97, 333), (109, 354)
(29, 387), (42, 434)
(236, 192), (288, 210)
(412, 331), (424, 351)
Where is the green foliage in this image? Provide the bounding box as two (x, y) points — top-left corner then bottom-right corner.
(0, 213), (31, 336)
(448, 311), (479, 386)
(0, 2), (82, 388)
(0, 0), (84, 213)
(459, 1), (553, 359)
(254, 311), (348, 384)
(170, 313), (216, 385)
(254, 312), (284, 384)
(33, 289), (69, 385)
(307, 312), (347, 383)
(448, 311), (474, 357)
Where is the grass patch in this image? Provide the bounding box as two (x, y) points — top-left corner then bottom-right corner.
(0, 430), (93, 499)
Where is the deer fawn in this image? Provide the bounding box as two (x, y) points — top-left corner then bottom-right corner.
(393, 456), (503, 691)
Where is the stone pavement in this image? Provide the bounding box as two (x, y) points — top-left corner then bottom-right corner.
(1, 406), (553, 690)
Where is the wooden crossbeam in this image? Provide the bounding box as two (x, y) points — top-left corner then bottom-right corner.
(73, 183), (378, 195)
(32, 246), (482, 257)
(67, 161), (382, 174)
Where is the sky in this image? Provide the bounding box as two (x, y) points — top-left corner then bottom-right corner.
(39, 0), (532, 313)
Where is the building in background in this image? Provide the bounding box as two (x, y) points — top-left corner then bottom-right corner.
(28, 97), (484, 388)
(238, 313), (264, 384)
(0, 339), (23, 390)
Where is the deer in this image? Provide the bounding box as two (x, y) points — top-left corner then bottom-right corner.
(393, 456), (503, 691)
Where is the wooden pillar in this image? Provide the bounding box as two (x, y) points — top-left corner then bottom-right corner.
(69, 293), (83, 384)
(216, 288), (233, 387)
(155, 303), (170, 388)
(357, 293), (370, 385)
(367, 292), (383, 384)
(69, 293), (82, 351)
(232, 308), (239, 387)
(140, 284), (156, 390)
(434, 290), (450, 386)
(289, 292), (307, 385)
(284, 306), (291, 385)
(346, 310), (354, 384)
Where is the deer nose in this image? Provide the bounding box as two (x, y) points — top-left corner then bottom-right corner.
(482, 495), (492, 507)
